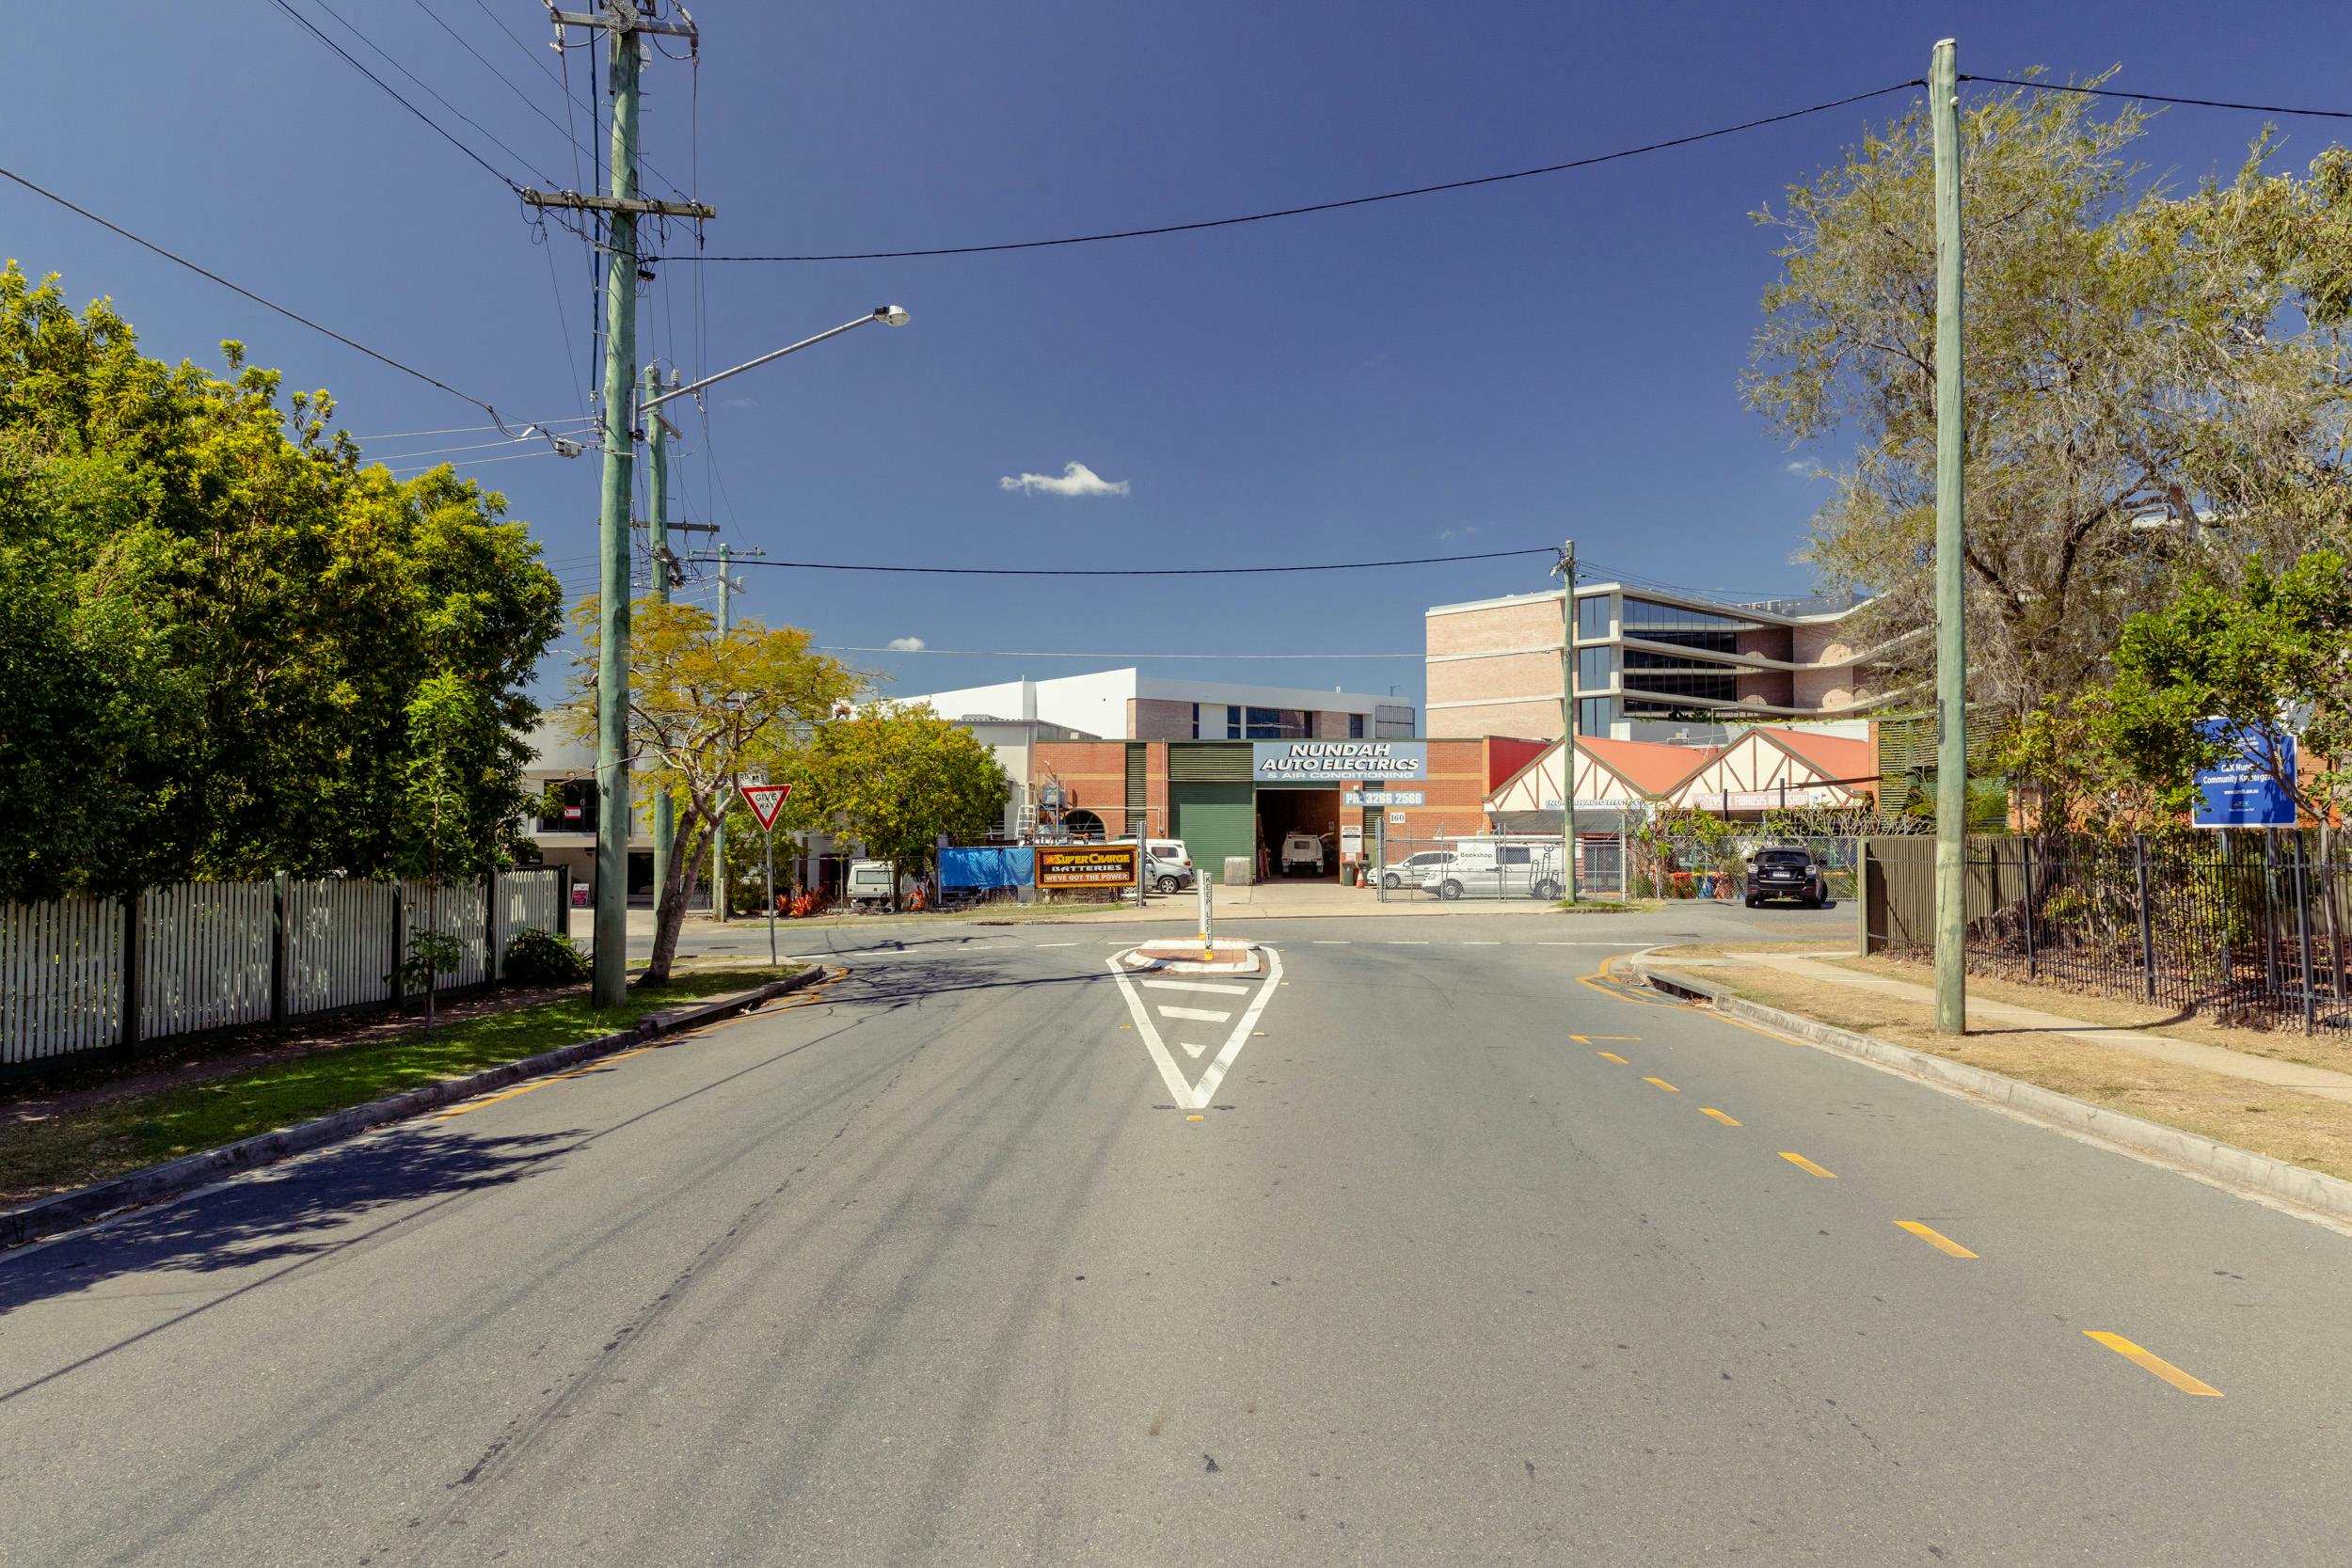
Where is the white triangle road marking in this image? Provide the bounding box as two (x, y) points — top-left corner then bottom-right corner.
(1179, 1040), (1209, 1059)
(1108, 947), (1284, 1110)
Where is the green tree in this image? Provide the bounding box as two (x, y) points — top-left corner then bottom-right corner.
(1749, 79), (2352, 725)
(0, 264), (563, 899)
(2101, 551), (2352, 825)
(568, 598), (862, 985)
(796, 704), (1010, 909)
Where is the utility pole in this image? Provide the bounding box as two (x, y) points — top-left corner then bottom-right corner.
(1930, 38), (1968, 1034)
(1557, 539), (1581, 904)
(525, 4), (712, 1008)
(712, 539), (730, 923)
(644, 364), (673, 917)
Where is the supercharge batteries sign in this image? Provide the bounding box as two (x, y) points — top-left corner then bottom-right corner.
(1252, 740), (1427, 782)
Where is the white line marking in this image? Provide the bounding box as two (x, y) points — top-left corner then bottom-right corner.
(1537, 941), (1648, 947)
(1109, 949), (1283, 1109)
(1143, 979), (1253, 995)
(1037, 942), (1079, 947)
(1312, 940), (1350, 944)
(1462, 941), (1502, 945)
(1179, 1040), (1209, 1059)
(1386, 941), (1430, 945)
(1158, 1006), (1234, 1023)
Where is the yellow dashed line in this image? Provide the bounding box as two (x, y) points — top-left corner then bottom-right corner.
(1778, 1151), (1836, 1179)
(1643, 1077), (1679, 1093)
(2084, 1331), (2221, 1396)
(1597, 1052), (1629, 1065)
(1895, 1220), (1978, 1258)
(1700, 1107), (1741, 1126)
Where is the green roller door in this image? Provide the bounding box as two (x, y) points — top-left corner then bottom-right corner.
(1169, 782), (1255, 883)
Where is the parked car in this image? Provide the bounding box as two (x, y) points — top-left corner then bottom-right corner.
(1279, 832), (1328, 876)
(845, 859), (897, 905)
(1379, 849), (1456, 890)
(1147, 839), (1194, 893)
(1422, 840), (1565, 901)
(1744, 847), (1826, 908)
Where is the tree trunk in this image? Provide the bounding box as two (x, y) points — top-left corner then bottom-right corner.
(639, 812), (713, 987)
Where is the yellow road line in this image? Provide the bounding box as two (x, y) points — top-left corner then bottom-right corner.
(1700, 1107), (1741, 1126)
(1568, 1034), (1638, 1045)
(1643, 1076), (1679, 1093)
(1597, 1052), (1629, 1064)
(1895, 1220), (1978, 1258)
(434, 1045), (657, 1120)
(2083, 1331), (2222, 1396)
(1778, 1151), (1836, 1179)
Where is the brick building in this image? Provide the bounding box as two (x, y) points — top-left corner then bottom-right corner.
(897, 670), (1416, 743)
(1030, 736), (1547, 883)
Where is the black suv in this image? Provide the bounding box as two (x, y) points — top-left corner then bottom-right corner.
(1744, 847), (1826, 909)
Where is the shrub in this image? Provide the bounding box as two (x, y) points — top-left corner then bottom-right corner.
(503, 927), (590, 986)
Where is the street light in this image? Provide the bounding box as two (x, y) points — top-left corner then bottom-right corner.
(593, 304), (911, 1007)
(638, 306), (911, 420)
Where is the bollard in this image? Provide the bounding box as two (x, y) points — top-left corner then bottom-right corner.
(1199, 863), (1214, 958)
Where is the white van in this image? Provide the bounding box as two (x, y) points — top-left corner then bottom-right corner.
(846, 859), (896, 905)
(1419, 839), (1564, 901)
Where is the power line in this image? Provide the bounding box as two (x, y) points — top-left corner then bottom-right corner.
(822, 645), (1422, 659)
(723, 545), (1555, 577)
(262, 0), (530, 192)
(650, 80), (1923, 263)
(0, 162), (514, 420)
(345, 416), (592, 440)
(1960, 73), (2352, 121)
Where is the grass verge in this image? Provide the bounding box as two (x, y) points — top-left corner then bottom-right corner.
(0, 965), (801, 1210)
(1662, 949), (2352, 1185)
(1554, 898), (1658, 913)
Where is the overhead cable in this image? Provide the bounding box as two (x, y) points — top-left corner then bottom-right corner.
(0, 163), (516, 423)
(1960, 73), (2352, 121)
(262, 0), (528, 192)
(649, 81), (1923, 263)
(723, 546), (1555, 577)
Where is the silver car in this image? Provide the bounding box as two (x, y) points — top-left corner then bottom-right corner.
(1378, 849), (1455, 890)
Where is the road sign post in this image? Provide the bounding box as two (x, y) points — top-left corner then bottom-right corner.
(740, 783), (793, 969)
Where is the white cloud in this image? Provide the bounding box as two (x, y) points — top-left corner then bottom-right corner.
(998, 461), (1130, 498)
(1438, 524), (1481, 541)
(887, 636), (927, 652)
(1785, 459), (1809, 475)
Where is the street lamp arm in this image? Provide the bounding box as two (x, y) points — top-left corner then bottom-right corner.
(638, 307), (909, 418)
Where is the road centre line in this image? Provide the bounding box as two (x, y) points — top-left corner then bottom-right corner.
(1895, 1220), (1979, 1258)
(1159, 1006), (1233, 1023)
(2084, 1331), (2222, 1396)
(1643, 1077), (1680, 1092)
(1143, 979), (1253, 995)
(1700, 1107), (1742, 1126)
(1312, 940), (1350, 944)
(1778, 1151), (1838, 1178)
(1386, 941), (1430, 945)
(1036, 942), (1079, 947)
(1597, 1052), (1629, 1064)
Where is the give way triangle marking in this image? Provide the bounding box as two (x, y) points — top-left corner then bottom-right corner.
(1107, 947), (1283, 1110)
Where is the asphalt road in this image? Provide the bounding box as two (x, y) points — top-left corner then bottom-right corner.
(6, 903), (2352, 1565)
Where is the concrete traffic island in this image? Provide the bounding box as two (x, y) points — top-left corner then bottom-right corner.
(1115, 939), (1263, 976)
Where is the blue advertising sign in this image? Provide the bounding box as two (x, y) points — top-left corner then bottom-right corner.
(2192, 719), (2296, 829)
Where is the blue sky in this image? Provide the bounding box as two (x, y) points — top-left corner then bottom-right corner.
(11, 2), (2345, 713)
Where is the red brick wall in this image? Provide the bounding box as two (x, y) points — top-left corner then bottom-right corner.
(1035, 741), (1129, 836)
(1128, 698), (1195, 740)
(1337, 737), (1495, 850)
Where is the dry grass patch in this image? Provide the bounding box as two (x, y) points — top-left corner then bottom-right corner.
(1690, 959), (2352, 1186)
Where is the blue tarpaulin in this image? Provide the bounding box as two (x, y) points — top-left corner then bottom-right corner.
(939, 847), (1035, 889)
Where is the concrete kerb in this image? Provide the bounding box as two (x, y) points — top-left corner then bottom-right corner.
(1115, 941), (1264, 977)
(1629, 959), (2352, 1228)
(0, 968), (826, 1251)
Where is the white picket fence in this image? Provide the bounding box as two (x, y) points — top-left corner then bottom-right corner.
(0, 869), (567, 1071)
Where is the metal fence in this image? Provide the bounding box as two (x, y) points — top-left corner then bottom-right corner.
(1863, 832), (2352, 1033)
(0, 867), (569, 1075)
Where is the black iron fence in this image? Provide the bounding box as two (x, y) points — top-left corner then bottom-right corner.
(1863, 832), (2352, 1032)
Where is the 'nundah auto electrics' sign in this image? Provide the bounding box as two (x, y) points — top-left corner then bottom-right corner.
(1251, 740), (1427, 782)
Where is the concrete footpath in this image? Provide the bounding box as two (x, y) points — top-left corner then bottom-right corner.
(1668, 949), (2352, 1107)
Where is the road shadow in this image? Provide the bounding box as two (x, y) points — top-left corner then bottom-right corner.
(0, 1127), (569, 1325)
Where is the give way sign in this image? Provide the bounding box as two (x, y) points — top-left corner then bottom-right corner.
(739, 783), (793, 830)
